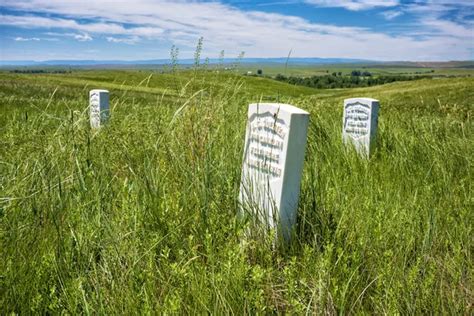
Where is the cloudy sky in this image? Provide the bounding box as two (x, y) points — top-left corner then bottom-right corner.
(1, 0), (473, 61)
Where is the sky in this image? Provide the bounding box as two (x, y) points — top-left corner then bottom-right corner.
(0, 0), (473, 61)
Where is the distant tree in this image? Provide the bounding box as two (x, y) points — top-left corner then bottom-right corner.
(351, 70), (361, 76)
(338, 71), (342, 76)
(257, 69), (263, 75)
(275, 74), (286, 81)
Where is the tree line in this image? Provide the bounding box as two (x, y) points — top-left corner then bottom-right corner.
(273, 72), (433, 89)
(9, 69), (71, 74)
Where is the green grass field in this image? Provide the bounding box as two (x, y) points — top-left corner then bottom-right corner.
(0, 69), (472, 314)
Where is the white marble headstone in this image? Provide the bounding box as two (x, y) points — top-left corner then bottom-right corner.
(240, 103), (309, 242)
(342, 98), (379, 156)
(89, 89), (110, 128)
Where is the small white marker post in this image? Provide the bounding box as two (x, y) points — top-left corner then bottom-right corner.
(342, 98), (379, 157)
(89, 89), (110, 128)
(239, 103), (309, 242)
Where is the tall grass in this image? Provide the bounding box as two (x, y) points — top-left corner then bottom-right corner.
(0, 68), (472, 313)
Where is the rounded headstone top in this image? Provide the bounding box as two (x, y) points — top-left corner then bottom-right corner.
(90, 89), (109, 94)
(344, 97), (379, 104)
(249, 103), (309, 115)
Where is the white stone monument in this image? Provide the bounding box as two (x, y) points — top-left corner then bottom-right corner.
(89, 89), (109, 128)
(240, 103), (309, 242)
(342, 98), (379, 156)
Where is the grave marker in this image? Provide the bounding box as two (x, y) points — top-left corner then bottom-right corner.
(342, 98), (379, 156)
(240, 103), (309, 242)
(89, 89), (110, 128)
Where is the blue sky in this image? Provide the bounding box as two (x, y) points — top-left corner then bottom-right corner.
(0, 0), (473, 61)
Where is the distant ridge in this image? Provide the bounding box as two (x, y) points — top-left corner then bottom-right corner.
(1, 58), (472, 68)
(0, 57), (373, 67)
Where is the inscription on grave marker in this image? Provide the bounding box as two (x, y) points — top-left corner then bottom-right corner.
(89, 89), (109, 128)
(342, 98), (379, 156)
(246, 114), (287, 179)
(240, 103), (309, 242)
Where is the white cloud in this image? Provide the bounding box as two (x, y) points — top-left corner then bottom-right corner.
(422, 0), (474, 7)
(74, 33), (92, 41)
(404, 1), (474, 17)
(420, 18), (473, 38)
(305, 0), (399, 11)
(0, 0), (472, 60)
(0, 14), (127, 34)
(381, 10), (403, 20)
(106, 36), (139, 44)
(14, 36), (40, 41)
(13, 36), (59, 42)
(44, 31), (94, 41)
(402, 1), (474, 39)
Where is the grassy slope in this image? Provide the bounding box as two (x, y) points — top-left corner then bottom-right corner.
(0, 71), (472, 314)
